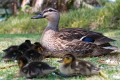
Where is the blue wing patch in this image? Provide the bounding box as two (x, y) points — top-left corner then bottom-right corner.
(81, 36), (95, 42)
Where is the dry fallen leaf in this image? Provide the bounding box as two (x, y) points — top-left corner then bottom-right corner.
(113, 74), (120, 80)
(97, 59), (120, 66)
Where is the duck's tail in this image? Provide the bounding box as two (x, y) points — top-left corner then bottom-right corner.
(103, 46), (118, 50)
(103, 46), (120, 54)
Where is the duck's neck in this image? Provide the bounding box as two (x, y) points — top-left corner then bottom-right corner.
(40, 18), (59, 51)
(45, 20), (59, 32)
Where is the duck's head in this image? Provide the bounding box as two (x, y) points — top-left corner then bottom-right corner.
(58, 54), (76, 64)
(17, 56), (28, 68)
(31, 8), (60, 22)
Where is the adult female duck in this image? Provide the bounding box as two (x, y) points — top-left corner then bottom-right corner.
(31, 8), (117, 57)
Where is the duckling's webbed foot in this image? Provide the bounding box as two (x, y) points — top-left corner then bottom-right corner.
(54, 71), (75, 78)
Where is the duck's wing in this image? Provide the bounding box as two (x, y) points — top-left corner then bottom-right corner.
(65, 40), (114, 57)
(58, 28), (84, 41)
(57, 28), (115, 45)
(43, 40), (116, 58)
(86, 32), (115, 45)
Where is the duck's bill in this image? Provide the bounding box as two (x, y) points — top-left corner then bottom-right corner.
(31, 13), (44, 19)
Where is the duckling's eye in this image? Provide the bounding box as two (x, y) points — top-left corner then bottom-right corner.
(23, 69), (28, 73)
(66, 57), (70, 60)
(13, 53), (16, 56)
(38, 63), (41, 67)
(30, 53), (33, 56)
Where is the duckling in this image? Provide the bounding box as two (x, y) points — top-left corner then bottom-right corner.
(2, 49), (22, 62)
(2, 45), (18, 53)
(31, 8), (117, 57)
(17, 56), (56, 79)
(58, 54), (100, 76)
(23, 49), (44, 62)
(32, 42), (45, 53)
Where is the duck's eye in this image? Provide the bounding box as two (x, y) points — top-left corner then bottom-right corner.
(48, 9), (53, 12)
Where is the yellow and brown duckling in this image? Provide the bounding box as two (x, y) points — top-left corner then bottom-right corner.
(2, 45), (19, 62)
(57, 54), (108, 79)
(23, 49), (44, 62)
(18, 40), (33, 53)
(2, 45), (18, 53)
(2, 49), (23, 62)
(32, 42), (46, 53)
(17, 56), (56, 79)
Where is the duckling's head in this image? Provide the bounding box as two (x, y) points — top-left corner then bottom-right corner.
(31, 8), (60, 22)
(2, 50), (22, 62)
(25, 40), (31, 44)
(17, 56), (28, 68)
(18, 40), (32, 53)
(23, 49), (44, 62)
(33, 42), (45, 53)
(59, 54), (76, 64)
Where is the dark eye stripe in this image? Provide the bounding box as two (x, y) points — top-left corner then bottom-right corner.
(43, 9), (57, 13)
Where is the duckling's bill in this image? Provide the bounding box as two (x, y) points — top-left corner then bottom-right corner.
(57, 58), (71, 64)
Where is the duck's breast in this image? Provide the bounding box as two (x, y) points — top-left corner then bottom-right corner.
(41, 30), (68, 51)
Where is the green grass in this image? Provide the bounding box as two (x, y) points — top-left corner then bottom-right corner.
(0, 30), (120, 80)
(0, 0), (120, 34)
(0, 1), (120, 79)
